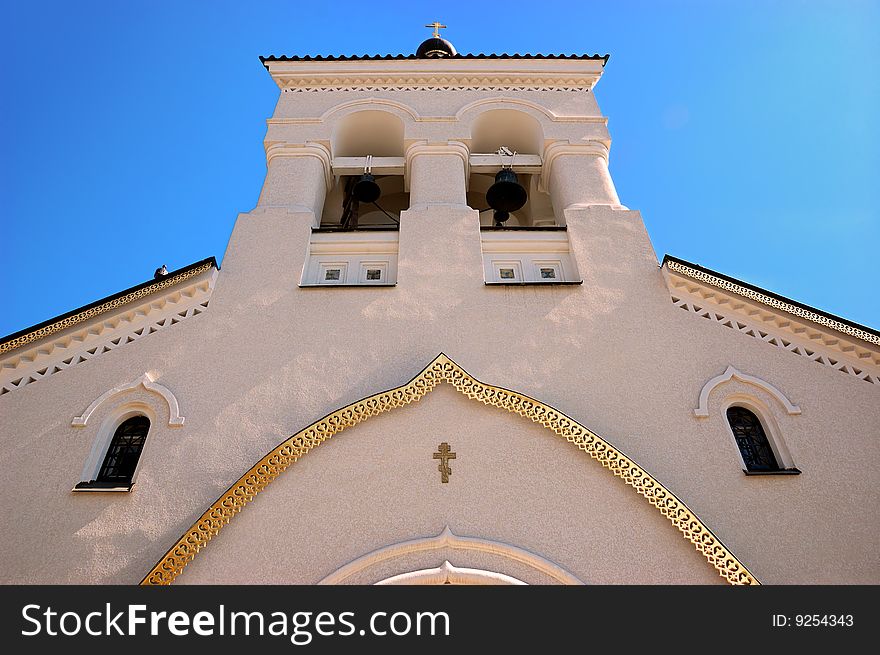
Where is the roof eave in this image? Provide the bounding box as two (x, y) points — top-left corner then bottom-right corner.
(662, 255), (880, 345)
(0, 257), (219, 356)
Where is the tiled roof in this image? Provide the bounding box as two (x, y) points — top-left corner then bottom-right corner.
(260, 53), (609, 66)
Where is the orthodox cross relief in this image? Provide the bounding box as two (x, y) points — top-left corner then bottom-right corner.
(432, 442), (456, 483)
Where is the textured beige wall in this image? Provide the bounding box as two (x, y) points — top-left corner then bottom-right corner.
(178, 384), (721, 585)
(0, 75), (877, 585)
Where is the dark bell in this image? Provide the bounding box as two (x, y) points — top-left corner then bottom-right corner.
(352, 174), (381, 203)
(486, 169), (527, 214)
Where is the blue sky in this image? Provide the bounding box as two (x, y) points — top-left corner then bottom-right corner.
(1, 0), (877, 336)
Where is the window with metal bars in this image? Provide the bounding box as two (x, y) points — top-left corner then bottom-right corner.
(95, 416), (150, 485)
(726, 406), (780, 472)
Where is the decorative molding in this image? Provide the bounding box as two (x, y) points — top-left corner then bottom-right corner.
(319, 525), (582, 585)
(375, 561), (527, 585)
(670, 295), (880, 385)
(283, 85), (592, 94)
(694, 366), (802, 418)
(302, 231), (400, 286)
(1, 292), (212, 396)
(0, 261), (214, 357)
(141, 354), (758, 586)
(666, 260), (879, 347)
(318, 97), (420, 122)
(455, 96), (606, 123)
(264, 142), (333, 190)
(263, 59), (604, 93)
(72, 373), (184, 428)
(276, 78), (598, 91)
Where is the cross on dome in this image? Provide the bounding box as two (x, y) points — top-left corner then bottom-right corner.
(416, 21), (457, 58)
(425, 21), (447, 38)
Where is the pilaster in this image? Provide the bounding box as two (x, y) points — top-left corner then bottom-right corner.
(542, 141), (621, 222)
(258, 142), (332, 219)
(405, 141), (470, 208)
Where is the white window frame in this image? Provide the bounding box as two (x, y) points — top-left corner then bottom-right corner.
(721, 395), (797, 473)
(75, 402), (156, 492)
(358, 261), (389, 284)
(491, 260), (523, 283)
(319, 262), (348, 285)
(532, 259), (564, 282)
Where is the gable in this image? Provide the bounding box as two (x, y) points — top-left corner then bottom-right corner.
(0, 259), (217, 396)
(143, 354), (755, 586)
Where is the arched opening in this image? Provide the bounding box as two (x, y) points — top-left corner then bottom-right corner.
(468, 109), (553, 226)
(331, 110), (405, 158)
(75, 410), (153, 491)
(96, 416), (150, 484)
(470, 109), (543, 156)
(725, 404), (784, 473)
(324, 111), (408, 229)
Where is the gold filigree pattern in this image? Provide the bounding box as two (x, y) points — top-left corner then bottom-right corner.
(667, 260), (879, 346)
(0, 262), (215, 356)
(141, 354), (759, 586)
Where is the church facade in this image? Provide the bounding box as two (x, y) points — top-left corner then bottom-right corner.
(1, 34), (877, 585)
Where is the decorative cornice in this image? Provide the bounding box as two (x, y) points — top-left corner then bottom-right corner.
(666, 258), (879, 347)
(695, 367), (802, 418)
(319, 525), (582, 585)
(141, 354), (758, 586)
(1, 295), (211, 397)
(670, 294), (880, 385)
(263, 59), (606, 92)
(272, 75), (600, 92)
(264, 142), (333, 190)
(72, 373), (185, 427)
(0, 260), (216, 357)
(283, 85), (593, 94)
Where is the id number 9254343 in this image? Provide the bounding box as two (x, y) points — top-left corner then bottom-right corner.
(772, 614), (854, 628)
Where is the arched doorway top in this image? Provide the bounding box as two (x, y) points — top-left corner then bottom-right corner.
(376, 561), (527, 585)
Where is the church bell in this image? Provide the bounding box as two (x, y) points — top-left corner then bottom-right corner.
(486, 168), (527, 225)
(352, 173), (381, 204)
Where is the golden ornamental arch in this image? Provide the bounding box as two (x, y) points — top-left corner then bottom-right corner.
(142, 354), (759, 586)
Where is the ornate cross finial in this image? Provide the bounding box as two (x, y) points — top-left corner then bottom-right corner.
(425, 21), (447, 39)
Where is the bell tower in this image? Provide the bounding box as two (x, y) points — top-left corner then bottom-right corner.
(211, 28), (658, 313)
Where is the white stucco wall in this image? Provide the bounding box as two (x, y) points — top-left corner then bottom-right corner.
(0, 59), (877, 585)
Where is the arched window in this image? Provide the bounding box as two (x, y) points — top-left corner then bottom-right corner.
(75, 415), (150, 491)
(726, 406), (780, 472)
